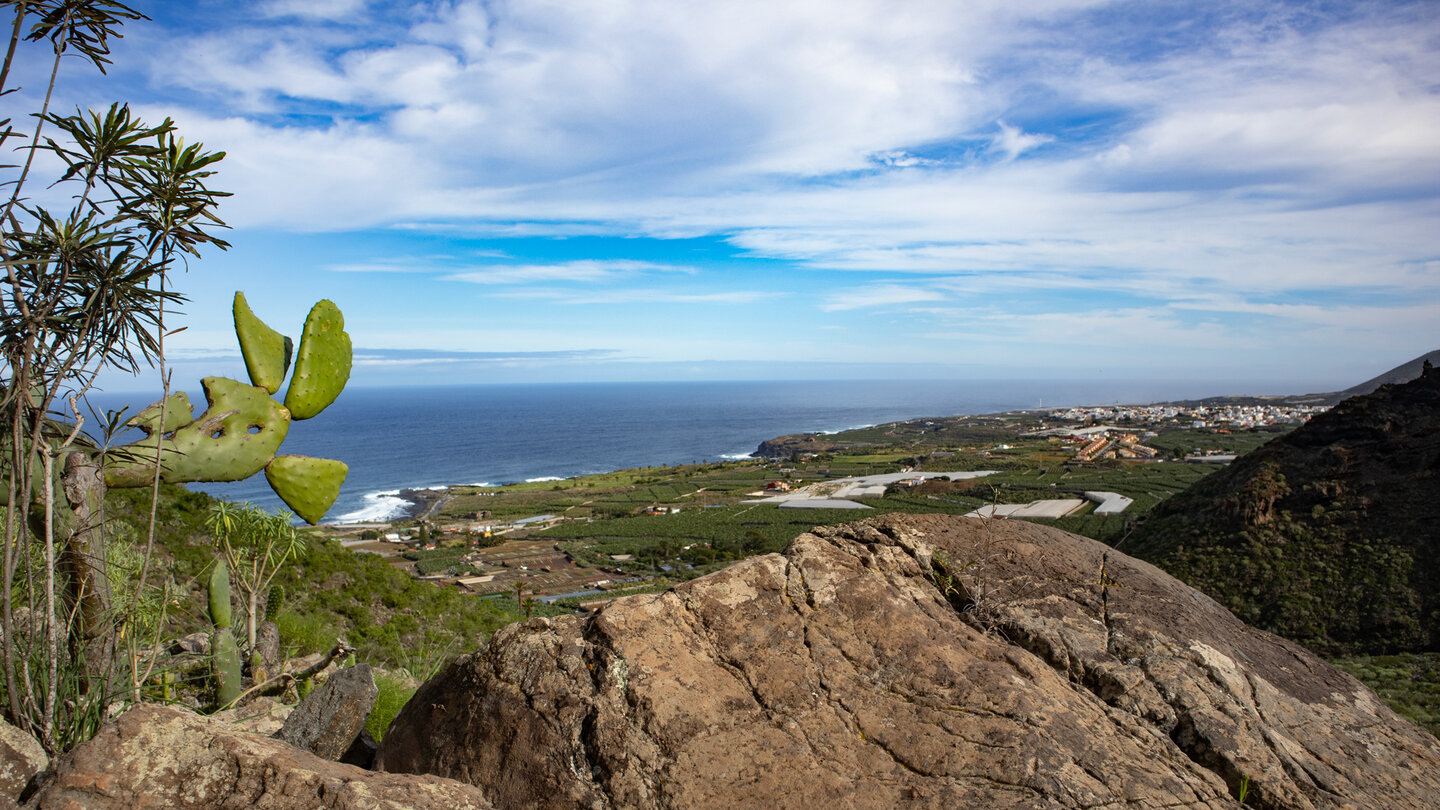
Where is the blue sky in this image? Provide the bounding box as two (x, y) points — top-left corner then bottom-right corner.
(15, 0), (1440, 393)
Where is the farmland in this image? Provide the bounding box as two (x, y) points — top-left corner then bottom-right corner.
(317, 407), (1300, 602)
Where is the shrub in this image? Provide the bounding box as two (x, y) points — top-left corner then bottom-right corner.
(366, 670), (419, 741)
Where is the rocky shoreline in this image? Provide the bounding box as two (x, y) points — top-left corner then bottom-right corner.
(397, 488), (446, 519)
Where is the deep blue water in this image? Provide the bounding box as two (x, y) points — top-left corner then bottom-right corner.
(91, 379), (1248, 523)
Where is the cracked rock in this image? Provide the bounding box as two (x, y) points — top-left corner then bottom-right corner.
(377, 514), (1440, 809)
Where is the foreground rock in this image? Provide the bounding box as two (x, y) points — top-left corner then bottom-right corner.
(25, 704), (492, 809)
(1, 719), (46, 805)
(378, 513), (1440, 809)
(276, 663), (378, 760)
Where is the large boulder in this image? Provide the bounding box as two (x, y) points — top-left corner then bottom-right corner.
(378, 513), (1440, 809)
(25, 703), (492, 809)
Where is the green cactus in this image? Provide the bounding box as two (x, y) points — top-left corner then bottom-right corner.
(207, 562), (232, 629)
(233, 291), (293, 394)
(264, 455), (348, 525)
(103, 377), (291, 488)
(264, 584), (285, 620)
(283, 300), (351, 420)
(207, 562), (242, 708)
(100, 293), (351, 524)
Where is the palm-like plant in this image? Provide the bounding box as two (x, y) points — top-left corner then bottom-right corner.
(0, 1), (230, 752)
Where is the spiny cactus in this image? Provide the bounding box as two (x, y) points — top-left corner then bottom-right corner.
(265, 455), (348, 525)
(101, 294), (351, 524)
(283, 299), (351, 420)
(264, 584), (285, 620)
(104, 377), (291, 487)
(233, 291), (293, 395)
(208, 562), (242, 708)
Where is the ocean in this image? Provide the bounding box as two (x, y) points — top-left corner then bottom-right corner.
(91, 378), (1251, 523)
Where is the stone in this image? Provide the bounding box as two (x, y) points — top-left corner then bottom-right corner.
(25, 704), (492, 809)
(378, 513), (1440, 809)
(169, 631), (210, 655)
(209, 695), (293, 736)
(0, 718), (46, 804)
(276, 663), (377, 761)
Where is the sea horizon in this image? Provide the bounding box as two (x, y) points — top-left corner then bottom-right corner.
(86, 377), (1338, 524)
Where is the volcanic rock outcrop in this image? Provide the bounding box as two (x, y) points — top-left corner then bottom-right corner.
(1128, 362), (1440, 655)
(23, 704), (494, 809)
(377, 513), (1440, 809)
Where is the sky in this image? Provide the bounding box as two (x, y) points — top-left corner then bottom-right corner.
(11, 0), (1440, 394)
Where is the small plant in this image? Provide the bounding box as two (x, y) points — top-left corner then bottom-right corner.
(366, 670), (418, 742)
(206, 502), (306, 655)
(207, 563), (243, 709)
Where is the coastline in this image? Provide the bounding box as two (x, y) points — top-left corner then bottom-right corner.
(318, 381), (1351, 526)
(397, 488), (446, 520)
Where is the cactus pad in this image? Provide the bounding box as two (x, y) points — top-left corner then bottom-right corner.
(126, 392), (194, 434)
(211, 629), (243, 708)
(265, 454), (348, 525)
(104, 377), (291, 487)
(283, 300), (351, 420)
(207, 562), (232, 629)
(233, 291), (293, 394)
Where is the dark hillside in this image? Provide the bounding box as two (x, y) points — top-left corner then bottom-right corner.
(1127, 363), (1440, 656)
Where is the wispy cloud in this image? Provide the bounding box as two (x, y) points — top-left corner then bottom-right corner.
(492, 288), (772, 306)
(822, 284), (947, 312)
(351, 348), (618, 366)
(442, 260), (693, 285)
(991, 121), (1054, 161)
(328, 262), (435, 273)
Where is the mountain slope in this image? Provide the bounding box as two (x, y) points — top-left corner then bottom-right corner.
(1127, 363), (1440, 655)
(1339, 349), (1440, 398)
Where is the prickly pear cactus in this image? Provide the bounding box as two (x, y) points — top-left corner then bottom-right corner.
(208, 562), (233, 629)
(283, 300), (351, 420)
(104, 377), (291, 488)
(208, 563), (242, 708)
(102, 293), (351, 524)
(265, 455), (348, 525)
(233, 291), (293, 394)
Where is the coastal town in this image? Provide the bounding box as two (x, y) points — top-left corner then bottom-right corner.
(1042, 402), (1328, 429)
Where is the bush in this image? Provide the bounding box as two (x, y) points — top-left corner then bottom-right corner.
(366, 670), (418, 741)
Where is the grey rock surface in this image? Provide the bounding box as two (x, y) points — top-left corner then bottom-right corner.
(276, 663), (378, 760)
(0, 718), (46, 804)
(378, 513), (1440, 809)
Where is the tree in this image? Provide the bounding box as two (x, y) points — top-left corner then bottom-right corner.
(0, 1), (231, 752)
(1, 1), (352, 752)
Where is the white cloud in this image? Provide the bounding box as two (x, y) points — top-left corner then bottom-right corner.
(259, 0), (369, 22)
(822, 284), (947, 312)
(442, 260), (692, 285)
(991, 121), (1053, 161)
(490, 288), (771, 306)
(121, 0), (1440, 378)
